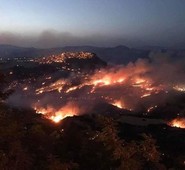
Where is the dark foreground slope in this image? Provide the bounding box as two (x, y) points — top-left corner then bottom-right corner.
(1, 101), (185, 170)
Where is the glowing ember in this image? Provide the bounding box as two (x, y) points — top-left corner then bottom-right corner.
(147, 105), (157, 113)
(23, 87), (28, 91)
(135, 78), (146, 84)
(146, 87), (154, 91)
(168, 118), (185, 128)
(66, 86), (79, 93)
(112, 100), (123, 109)
(141, 93), (151, 98)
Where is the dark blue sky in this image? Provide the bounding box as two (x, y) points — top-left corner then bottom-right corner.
(1, 0), (185, 47)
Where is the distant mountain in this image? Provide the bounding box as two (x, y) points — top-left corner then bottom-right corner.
(1, 44), (185, 64)
(138, 46), (167, 51)
(6, 52), (107, 81)
(0, 44), (151, 64)
(61, 45), (150, 64)
(35, 52), (107, 71)
(0, 45), (39, 58)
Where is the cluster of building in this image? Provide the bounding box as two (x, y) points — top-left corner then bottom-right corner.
(34, 52), (94, 64)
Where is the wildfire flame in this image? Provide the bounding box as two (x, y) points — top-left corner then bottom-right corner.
(36, 80), (67, 95)
(147, 105), (157, 113)
(168, 118), (185, 128)
(32, 70), (165, 122)
(34, 103), (79, 123)
(27, 60), (184, 122)
(89, 68), (127, 88)
(7, 52), (185, 126)
(111, 100), (124, 109)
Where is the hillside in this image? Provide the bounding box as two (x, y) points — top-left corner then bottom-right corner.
(0, 45), (149, 64)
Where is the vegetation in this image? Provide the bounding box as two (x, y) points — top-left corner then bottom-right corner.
(0, 98), (166, 170)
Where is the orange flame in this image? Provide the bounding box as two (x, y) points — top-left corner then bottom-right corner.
(32, 65), (165, 119)
(34, 103), (79, 123)
(168, 118), (185, 128)
(111, 100), (124, 109)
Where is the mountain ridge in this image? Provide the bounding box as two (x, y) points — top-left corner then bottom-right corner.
(0, 44), (150, 64)
(1, 44), (185, 64)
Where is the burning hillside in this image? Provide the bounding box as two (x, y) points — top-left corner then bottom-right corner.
(5, 52), (185, 125)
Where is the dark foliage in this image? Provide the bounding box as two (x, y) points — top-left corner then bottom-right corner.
(0, 104), (166, 170)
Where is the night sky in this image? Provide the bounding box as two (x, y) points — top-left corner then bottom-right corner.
(1, 0), (185, 48)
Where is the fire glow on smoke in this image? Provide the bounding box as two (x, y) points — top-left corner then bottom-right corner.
(32, 72), (163, 123)
(31, 69), (184, 123)
(8, 55), (185, 124)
